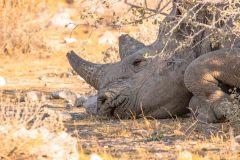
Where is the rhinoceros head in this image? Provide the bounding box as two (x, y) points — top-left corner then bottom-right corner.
(67, 34), (191, 119)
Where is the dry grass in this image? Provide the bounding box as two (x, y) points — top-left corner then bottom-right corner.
(218, 88), (240, 132)
(0, 0), (49, 55)
(71, 116), (240, 160)
(0, 95), (240, 159)
(0, 96), (79, 160)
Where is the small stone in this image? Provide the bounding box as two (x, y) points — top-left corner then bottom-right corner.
(6, 126), (80, 159)
(230, 94), (236, 99)
(52, 91), (86, 107)
(90, 154), (103, 160)
(177, 150), (192, 160)
(42, 107), (56, 115)
(0, 76), (6, 86)
(43, 108), (73, 122)
(79, 39), (92, 45)
(51, 11), (73, 28)
(52, 90), (73, 99)
(83, 95), (98, 115)
(66, 71), (73, 77)
(65, 103), (74, 109)
(69, 113), (88, 120)
(60, 111), (73, 121)
(24, 91), (46, 102)
(64, 37), (77, 44)
(65, 23), (77, 30)
(235, 135), (240, 144)
(75, 96), (86, 107)
(98, 31), (117, 45)
(51, 90), (77, 104)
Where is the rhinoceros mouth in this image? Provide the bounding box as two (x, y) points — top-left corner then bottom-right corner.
(97, 94), (132, 117)
(111, 95), (129, 109)
(112, 94), (141, 119)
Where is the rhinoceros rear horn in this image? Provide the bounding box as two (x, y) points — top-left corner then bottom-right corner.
(66, 51), (105, 90)
(119, 34), (146, 60)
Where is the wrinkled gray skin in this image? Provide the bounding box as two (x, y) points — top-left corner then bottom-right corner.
(95, 48), (193, 119)
(66, 27), (198, 119)
(184, 48), (240, 123)
(67, 46), (193, 119)
(67, 42), (240, 122)
(67, 1), (240, 122)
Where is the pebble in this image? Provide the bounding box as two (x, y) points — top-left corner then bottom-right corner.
(65, 23), (76, 30)
(83, 95), (98, 115)
(177, 150), (193, 160)
(79, 39), (92, 45)
(64, 37), (77, 44)
(43, 108), (73, 122)
(23, 91), (46, 102)
(98, 31), (117, 45)
(235, 135), (240, 144)
(43, 108), (88, 121)
(60, 111), (73, 121)
(51, 90), (77, 104)
(65, 103), (74, 109)
(0, 76), (6, 86)
(69, 112), (88, 120)
(51, 90), (87, 107)
(75, 96), (86, 107)
(52, 90), (75, 99)
(51, 10), (73, 28)
(90, 154), (103, 160)
(3, 126), (79, 160)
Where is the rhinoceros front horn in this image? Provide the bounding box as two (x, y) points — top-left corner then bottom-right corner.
(66, 51), (106, 90)
(119, 34), (146, 60)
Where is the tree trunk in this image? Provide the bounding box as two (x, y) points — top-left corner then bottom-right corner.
(145, 0), (240, 57)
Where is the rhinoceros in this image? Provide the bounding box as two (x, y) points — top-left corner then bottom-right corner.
(67, 45), (193, 119)
(67, 0), (240, 123)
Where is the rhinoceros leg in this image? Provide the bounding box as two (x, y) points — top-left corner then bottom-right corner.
(184, 48), (240, 123)
(188, 96), (226, 123)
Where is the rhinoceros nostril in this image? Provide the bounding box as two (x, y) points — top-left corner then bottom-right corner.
(98, 95), (108, 105)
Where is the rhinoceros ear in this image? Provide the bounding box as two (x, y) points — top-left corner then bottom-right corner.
(119, 34), (146, 60)
(66, 50), (107, 90)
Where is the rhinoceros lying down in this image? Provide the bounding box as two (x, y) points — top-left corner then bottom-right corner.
(67, 34), (240, 123)
(66, 0), (240, 123)
(67, 46), (192, 119)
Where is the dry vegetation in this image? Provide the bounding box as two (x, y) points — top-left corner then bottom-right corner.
(0, 0), (240, 160)
(0, 96), (78, 159)
(0, 0), (50, 55)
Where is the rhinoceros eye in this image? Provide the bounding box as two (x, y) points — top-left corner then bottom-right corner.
(132, 58), (147, 67)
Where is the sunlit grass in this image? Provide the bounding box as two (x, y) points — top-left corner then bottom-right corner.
(0, 0), (49, 55)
